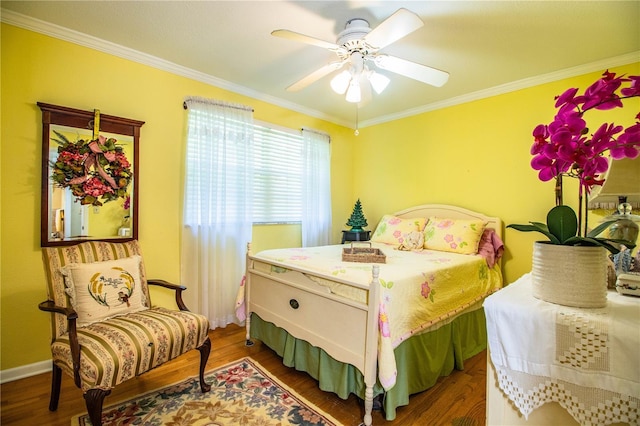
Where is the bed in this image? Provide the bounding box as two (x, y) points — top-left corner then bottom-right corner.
(241, 204), (504, 425)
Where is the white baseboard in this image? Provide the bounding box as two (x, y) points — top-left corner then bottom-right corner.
(0, 360), (52, 384)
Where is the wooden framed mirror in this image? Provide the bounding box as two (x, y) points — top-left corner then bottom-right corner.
(39, 102), (144, 247)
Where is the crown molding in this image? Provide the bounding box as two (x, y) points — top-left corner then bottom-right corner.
(3, 8), (638, 130)
(360, 51), (640, 128)
(1, 8), (350, 127)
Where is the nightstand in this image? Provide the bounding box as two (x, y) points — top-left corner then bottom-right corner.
(485, 273), (639, 425)
(341, 230), (371, 244)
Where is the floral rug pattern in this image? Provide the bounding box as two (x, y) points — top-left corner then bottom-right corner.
(74, 357), (339, 426)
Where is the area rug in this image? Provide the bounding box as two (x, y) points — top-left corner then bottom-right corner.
(72, 357), (340, 425)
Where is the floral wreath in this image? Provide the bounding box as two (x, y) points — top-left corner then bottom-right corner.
(51, 130), (132, 206)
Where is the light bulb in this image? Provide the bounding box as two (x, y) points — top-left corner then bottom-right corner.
(330, 70), (352, 95)
(368, 71), (390, 94)
(345, 80), (361, 103)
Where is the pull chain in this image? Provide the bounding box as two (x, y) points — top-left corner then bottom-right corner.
(354, 105), (359, 136)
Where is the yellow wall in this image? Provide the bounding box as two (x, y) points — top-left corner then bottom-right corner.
(356, 64), (639, 283)
(2, 21), (638, 372)
(0, 24), (354, 370)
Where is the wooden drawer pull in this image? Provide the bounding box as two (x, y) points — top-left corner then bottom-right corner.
(289, 299), (299, 309)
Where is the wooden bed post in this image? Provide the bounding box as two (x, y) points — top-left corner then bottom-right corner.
(362, 264), (380, 426)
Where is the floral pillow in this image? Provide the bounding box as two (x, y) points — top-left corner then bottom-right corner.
(61, 255), (147, 327)
(423, 217), (487, 254)
(371, 215), (427, 247)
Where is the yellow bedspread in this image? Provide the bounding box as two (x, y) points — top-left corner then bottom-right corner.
(248, 242), (502, 390)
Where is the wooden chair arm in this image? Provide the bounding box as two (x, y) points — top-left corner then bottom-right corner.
(147, 279), (189, 311)
(39, 300), (77, 318)
(38, 300), (82, 388)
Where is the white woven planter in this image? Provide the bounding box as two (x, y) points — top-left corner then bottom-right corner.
(531, 242), (608, 308)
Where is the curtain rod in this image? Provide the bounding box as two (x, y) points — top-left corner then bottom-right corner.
(301, 127), (331, 139)
(183, 96), (253, 112)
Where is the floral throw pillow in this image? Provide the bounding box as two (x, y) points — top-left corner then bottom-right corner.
(371, 215), (427, 247)
(423, 217), (487, 254)
(61, 255), (147, 327)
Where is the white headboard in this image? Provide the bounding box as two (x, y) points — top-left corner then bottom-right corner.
(393, 204), (503, 240)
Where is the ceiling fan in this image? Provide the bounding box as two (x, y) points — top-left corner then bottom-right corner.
(272, 8), (449, 104)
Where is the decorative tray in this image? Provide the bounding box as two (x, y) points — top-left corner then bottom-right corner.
(342, 242), (386, 264)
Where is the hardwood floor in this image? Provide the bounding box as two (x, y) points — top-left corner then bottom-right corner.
(0, 324), (486, 425)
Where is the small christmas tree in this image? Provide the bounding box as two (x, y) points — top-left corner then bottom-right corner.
(346, 199), (368, 232)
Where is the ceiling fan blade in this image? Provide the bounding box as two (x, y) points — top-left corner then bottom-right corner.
(374, 55), (449, 87)
(271, 29), (341, 51)
(363, 8), (424, 50)
(287, 61), (346, 92)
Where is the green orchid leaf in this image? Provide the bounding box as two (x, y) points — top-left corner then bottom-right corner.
(581, 237), (621, 254)
(547, 205), (578, 243)
(506, 223), (560, 244)
(604, 238), (637, 250)
(508, 204), (636, 255)
(529, 221), (549, 230)
(591, 237), (636, 252)
(587, 219), (618, 237)
(506, 223), (544, 232)
(563, 236), (596, 246)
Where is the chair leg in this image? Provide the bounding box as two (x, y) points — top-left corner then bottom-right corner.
(197, 336), (212, 392)
(49, 362), (62, 411)
(84, 388), (111, 426)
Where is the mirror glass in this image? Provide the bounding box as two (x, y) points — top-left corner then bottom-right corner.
(39, 103), (144, 246)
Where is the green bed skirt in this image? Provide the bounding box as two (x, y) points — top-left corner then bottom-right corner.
(249, 308), (487, 420)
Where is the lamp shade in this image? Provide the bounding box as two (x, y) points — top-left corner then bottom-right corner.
(345, 80), (361, 103)
(368, 71), (390, 94)
(330, 70), (351, 95)
(589, 156), (640, 210)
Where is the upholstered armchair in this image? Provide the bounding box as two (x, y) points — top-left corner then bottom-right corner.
(39, 240), (211, 426)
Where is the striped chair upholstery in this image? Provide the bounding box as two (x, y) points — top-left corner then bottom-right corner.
(40, 240), (211, 425)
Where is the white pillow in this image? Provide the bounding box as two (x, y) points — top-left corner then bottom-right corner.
(61, 255), (147, 327)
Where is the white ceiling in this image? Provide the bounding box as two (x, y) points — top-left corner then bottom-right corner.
(2, 1), (639, 128)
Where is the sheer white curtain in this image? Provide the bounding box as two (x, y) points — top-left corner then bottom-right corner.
(181, 97), (254, 329)
(301, 128), (332, 247)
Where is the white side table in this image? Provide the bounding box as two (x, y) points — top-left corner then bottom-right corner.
(484, 273), (639, 426)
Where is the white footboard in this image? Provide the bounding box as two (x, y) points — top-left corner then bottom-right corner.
(245, 245), (380, 426)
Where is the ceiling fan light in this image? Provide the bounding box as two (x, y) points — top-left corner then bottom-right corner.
(368, 71), (390, 94)
(330, 70), (352, 94)
(345, 80), (361, 103)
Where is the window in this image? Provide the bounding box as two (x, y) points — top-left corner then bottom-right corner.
(183, 96), (331, 248)
(252, 122), (304, 223)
